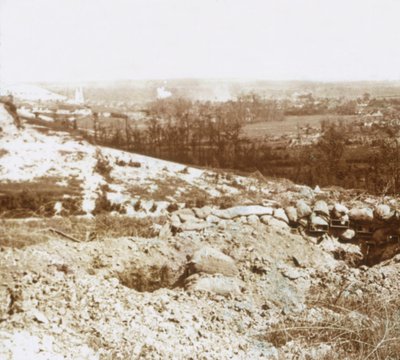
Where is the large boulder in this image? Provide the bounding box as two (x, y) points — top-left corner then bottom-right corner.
(374, 205), (394, 222)
(212, 205), (273, 219)
(188, 246), (238, 277)
(313, 200), (329, 217)
(349, 207), (374, 222)
(185, 274), (243, 296)
(310, 213), (329, 227)
(260, 215), (290, 230)
(296, 200), (312, 219)
(332, 203), (349, 218)
(285, 206), (298, 224)
(273, 208), (289, 224)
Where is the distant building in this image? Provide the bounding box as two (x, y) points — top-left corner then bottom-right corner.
(74, 86), (85, 105)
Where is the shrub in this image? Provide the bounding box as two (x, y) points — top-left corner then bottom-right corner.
(167, 203), (179, 213)
(93, 188), (123, 215)
(0, 189), (56, 217)
(134, 199), (142, 212)
(129, 161), (141, 168)
(94, 215), (158, 238)
(94, 150), (113, 180)
(214, 195), (236, 209)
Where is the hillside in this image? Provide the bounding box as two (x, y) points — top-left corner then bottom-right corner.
(1, 102), (400, 359)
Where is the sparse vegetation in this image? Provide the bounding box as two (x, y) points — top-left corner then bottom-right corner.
(264, 289), (400, 359)
(0, 215), (164, 248)
(0, 178), (82, 218)
(93, 186), (125, 215)
(94, 150), (113, 180)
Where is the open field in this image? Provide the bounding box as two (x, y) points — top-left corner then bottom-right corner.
(242, 114), (358, 138)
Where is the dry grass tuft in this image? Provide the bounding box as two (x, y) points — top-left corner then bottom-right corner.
(264, 288), (400, 359)
(0, 215), (165, 248)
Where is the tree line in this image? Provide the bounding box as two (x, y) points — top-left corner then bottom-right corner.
(90, 97), (400, 196)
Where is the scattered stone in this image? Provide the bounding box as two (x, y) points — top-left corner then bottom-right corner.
(212, 205), (273, 219)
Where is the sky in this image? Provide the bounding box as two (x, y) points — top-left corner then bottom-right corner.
(0, 0), (399, 83)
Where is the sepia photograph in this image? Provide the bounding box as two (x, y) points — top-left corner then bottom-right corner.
(1, 0), (400, 358)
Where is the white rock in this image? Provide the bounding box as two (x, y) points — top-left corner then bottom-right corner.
(212, 205), (273, 219)
(333, 203), (349, 216)
(296, 200), (312, 219)
(313, 200), (329, 216)
(273, 208), (289, 224)
(206, 214), (221, 224)
(374, 204), (394, 221)
(178, 213), (200, 223)
(285, 206), (298, 223)
(247, 214), (260, 225)
(340, 228), (356, 241)
(193, 206), (213, 219)
(185, 274), (243, 296)
(260, 215), (290, 229)
(179, 221), (211, 232)
(30, 309), (49, 324)
(310, 213), (329, 227)
(349, 207), (374, 222)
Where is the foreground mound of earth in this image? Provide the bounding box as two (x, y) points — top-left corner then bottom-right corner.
(1, 219), (400, 359)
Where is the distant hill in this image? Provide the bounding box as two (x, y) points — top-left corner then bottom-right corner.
(0, 83), (67, 102)
(41, 79), (400, 104)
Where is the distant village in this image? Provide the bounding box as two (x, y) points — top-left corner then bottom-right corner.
(1, 83), (400, 149)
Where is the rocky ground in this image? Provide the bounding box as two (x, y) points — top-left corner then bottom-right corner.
(1, 102), (400, 359)
(1, 205), (400, 359)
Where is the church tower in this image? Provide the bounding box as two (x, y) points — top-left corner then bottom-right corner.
(74, 86), (84, 105)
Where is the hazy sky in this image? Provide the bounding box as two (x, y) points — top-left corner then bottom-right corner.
(1, 0), (399, 83)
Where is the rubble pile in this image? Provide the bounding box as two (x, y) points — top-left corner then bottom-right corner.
(1, 199), (400, 359)
(168, 198), (400, 264)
